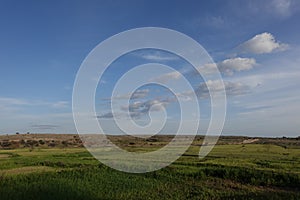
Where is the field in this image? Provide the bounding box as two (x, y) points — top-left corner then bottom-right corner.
(0, 134), (300, 199)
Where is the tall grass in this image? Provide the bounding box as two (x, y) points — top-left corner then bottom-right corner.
(0, 165), (299, 200)
(0, 143), (300, 199)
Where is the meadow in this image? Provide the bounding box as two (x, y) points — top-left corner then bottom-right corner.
(0, 134), (299, 199)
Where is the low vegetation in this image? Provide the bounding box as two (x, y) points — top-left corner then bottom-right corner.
(0, 134), (299, 199)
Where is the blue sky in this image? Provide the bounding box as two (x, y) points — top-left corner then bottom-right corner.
(0, 0), (300, 136)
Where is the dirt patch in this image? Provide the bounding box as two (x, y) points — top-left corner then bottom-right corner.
(0, 154), (10, 158)
(242, 139), (259, 144)
(2, 166), (55, 175)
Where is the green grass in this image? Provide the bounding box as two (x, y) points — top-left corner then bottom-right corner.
(0, 144), (299, 199)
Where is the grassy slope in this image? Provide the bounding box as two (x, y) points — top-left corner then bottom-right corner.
(0, 143), (299, 199)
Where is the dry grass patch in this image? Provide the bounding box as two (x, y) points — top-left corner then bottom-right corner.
(0, 154), (10, 159)
(1, 166), (55, 175)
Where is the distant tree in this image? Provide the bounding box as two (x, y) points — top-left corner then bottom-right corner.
(26, 132), (30, 134)
(16, 132), (19, 135)
(61, 140), (68, 147)
(38, 140), (45, 145)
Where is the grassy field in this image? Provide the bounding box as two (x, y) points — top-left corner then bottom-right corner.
(0, 134), (299, 199)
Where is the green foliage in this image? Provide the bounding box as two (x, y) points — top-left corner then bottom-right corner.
(0, 144), (299, 199)
(1, 167), (299, 200)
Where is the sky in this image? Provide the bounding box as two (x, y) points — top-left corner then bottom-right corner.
(0, 0), (300, 137)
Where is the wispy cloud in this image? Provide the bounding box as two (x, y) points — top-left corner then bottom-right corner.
(195, 80), (251, 98)
(205, 16), (227, 28)
(137, 51), (179, 62)
(150, 57), (256, 81)
(112, 89), (150, 100)
(0, 97), (29, 106)
(0, 97), (69, 110)
(0, 97), (30, 112)
(150, 71), (182, 83)
(30, 124), (60, 130)
(52, 101), (69, 108)
(175, 80), (252, 101)
(271, 0), (293, 17)
(239, 0), (298, 19)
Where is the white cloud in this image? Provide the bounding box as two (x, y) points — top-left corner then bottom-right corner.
(98, 98), (172, 119)
(121, 99), (168, 115)
(150, 57), (255, 81)
(239, 32), (289, 54)
(218, 57), (256, 75)
(196, 63), (218, 75)
(195, 57), (256, 76)
(149, 57), (256, 88)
